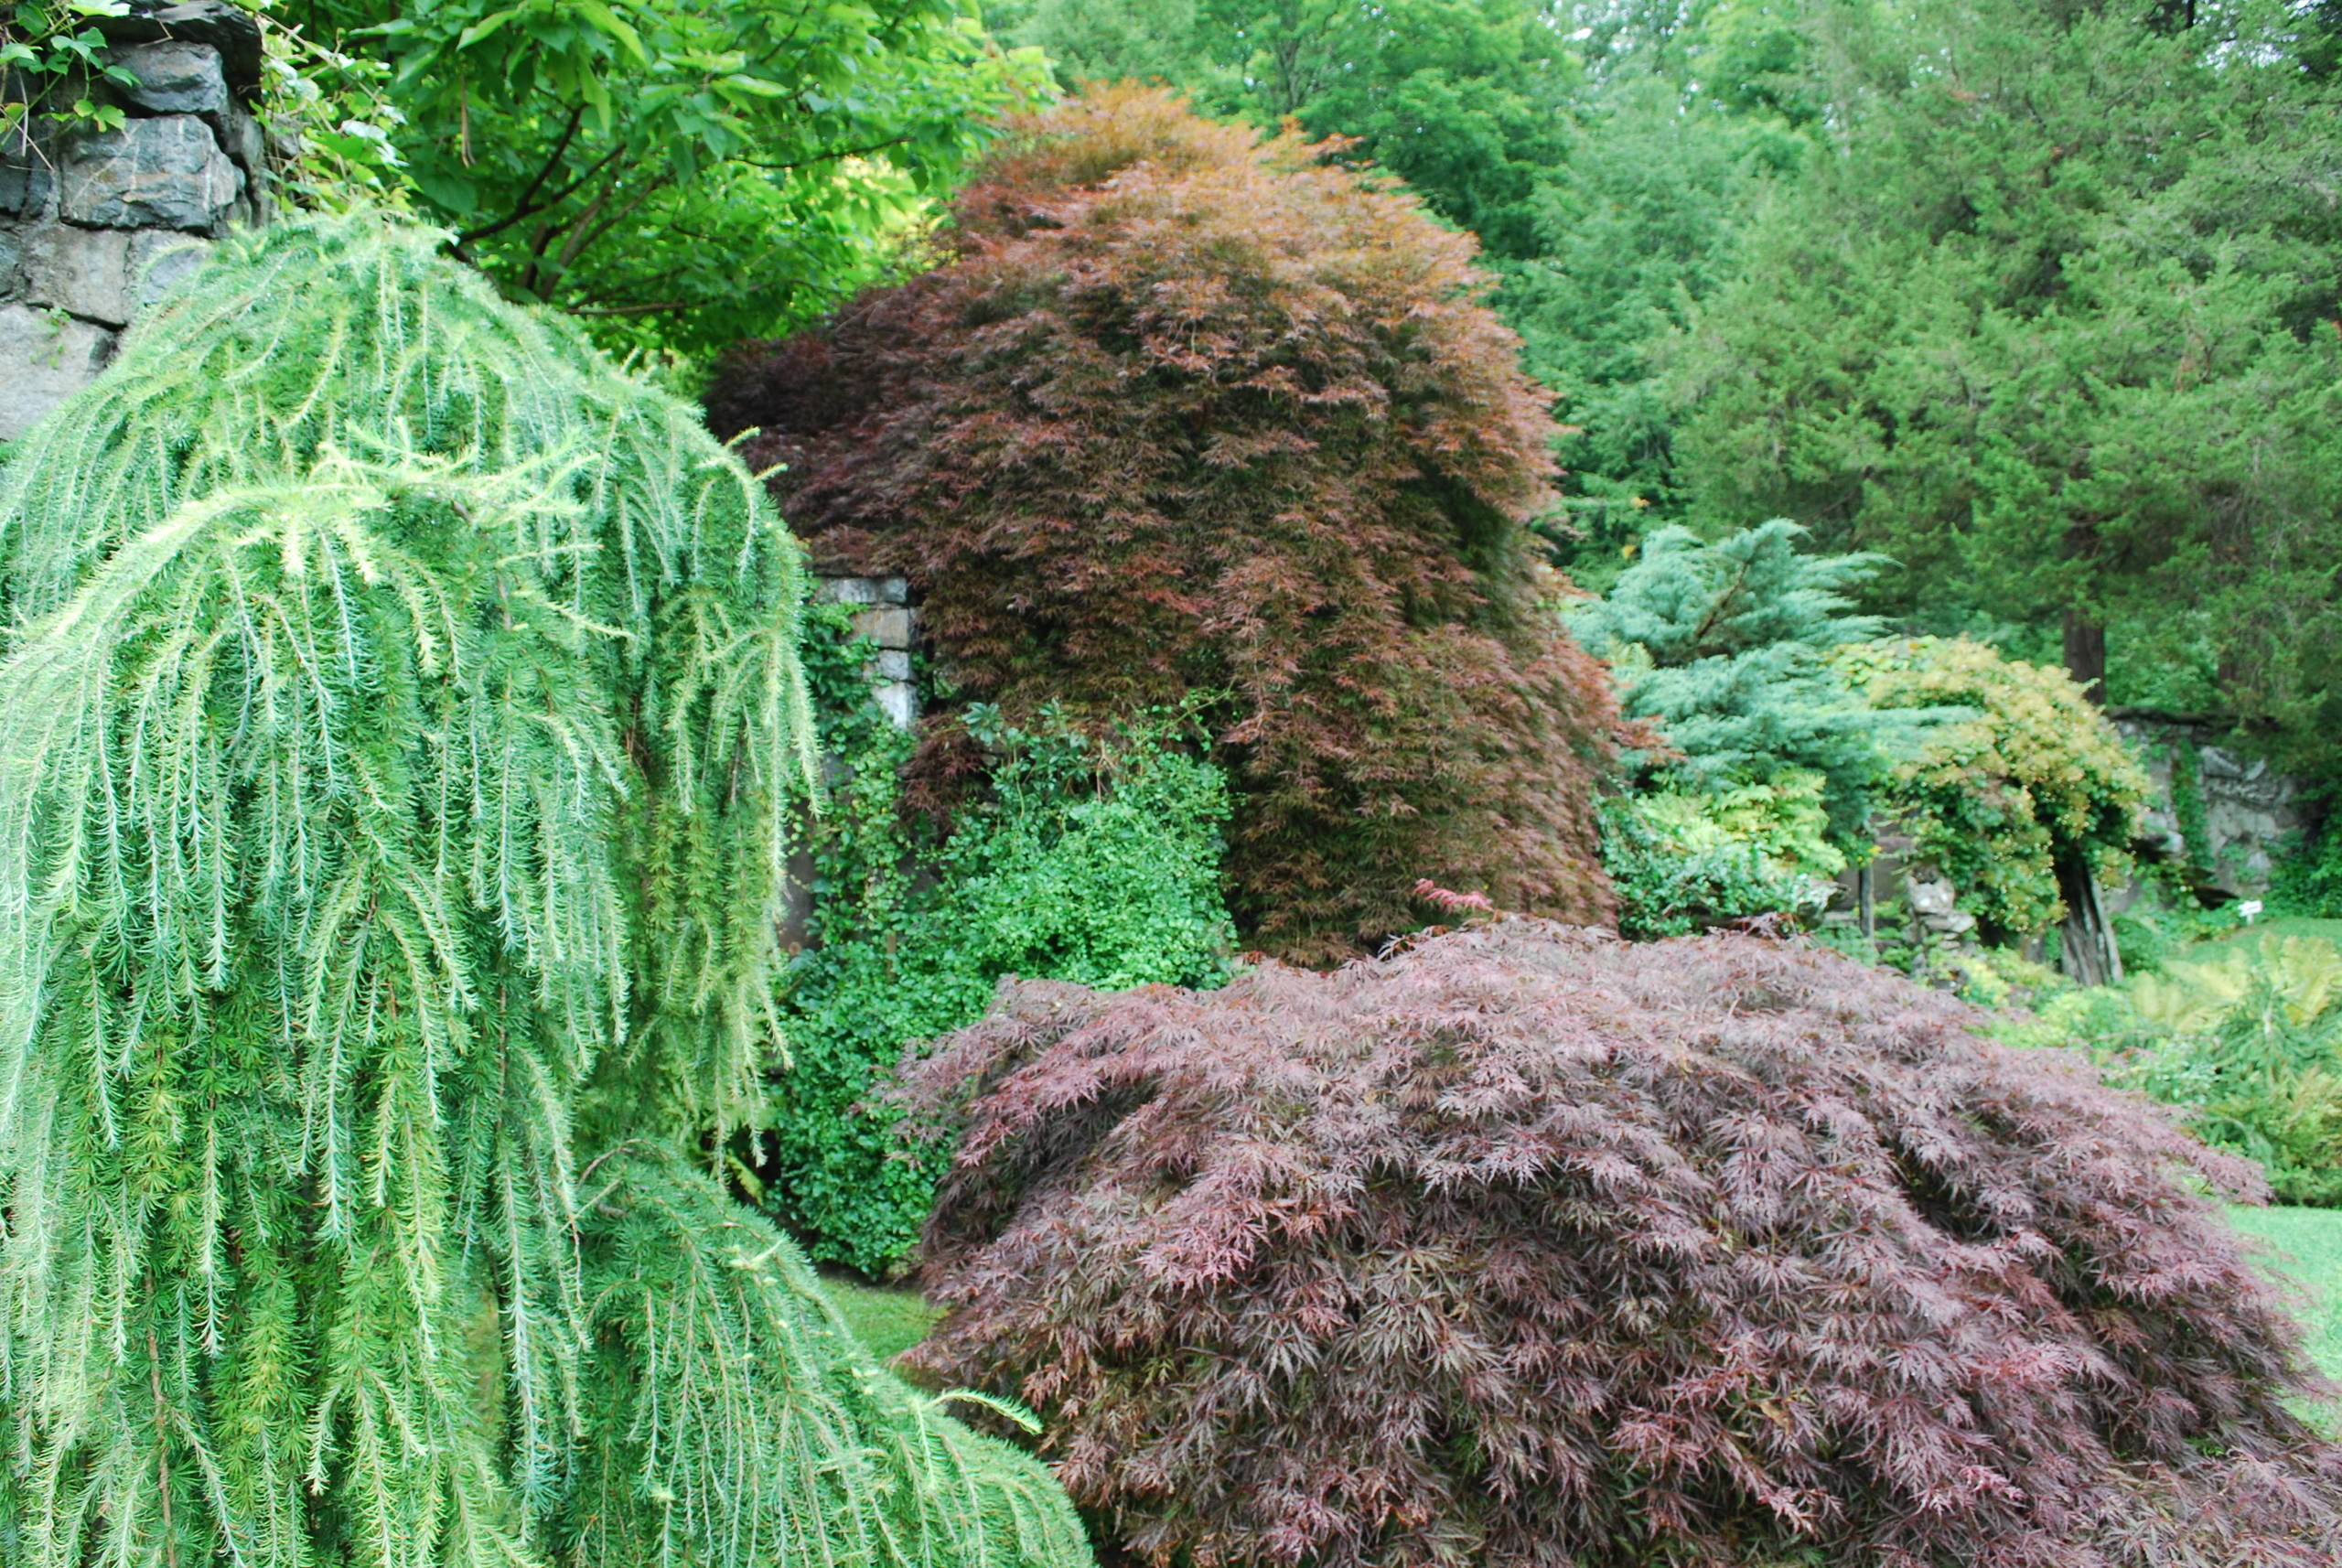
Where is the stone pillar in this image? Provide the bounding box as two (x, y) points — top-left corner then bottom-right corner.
(0, 2), (268, 441)
(811, 573), (920, 729)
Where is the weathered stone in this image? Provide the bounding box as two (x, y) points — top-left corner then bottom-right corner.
(216, 105), (264, 173)
(0, 304), (114, 441)
(24, 223), (134, 324)
(0, 127), (55, 219)
(872, 681), (919, 730)
(2113, 716), (2306, 896)
(849, 605), (916, 650)
(812, 573), (913, 607)
(130, 230), (208, 309)
(0, 225), (25, 297)
(814, 575), (886, 605)
(1906, 872), (1976, 937)
(872, 648), (912, 681)
(97, 3), (263, 91)
(110, 40), (228, 115)
(59, 115), (241, 232)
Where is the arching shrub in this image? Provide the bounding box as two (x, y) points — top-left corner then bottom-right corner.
(898, 919), (2342, 1568)
(0, 217), (1089, 1568)
(707, 86), (1618, 962)
(1840, 637), (2148, 942)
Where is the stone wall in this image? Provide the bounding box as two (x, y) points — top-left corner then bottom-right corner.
(0, 2), (267, 442)
(2118, 715), (2308, 897)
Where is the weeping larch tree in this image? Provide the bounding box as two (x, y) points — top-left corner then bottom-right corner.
(0, 216), (1091, 1568)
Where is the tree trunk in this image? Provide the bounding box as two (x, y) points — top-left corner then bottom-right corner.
(2055, 851), (2122, 987)
(2063, 607), (2107, 706)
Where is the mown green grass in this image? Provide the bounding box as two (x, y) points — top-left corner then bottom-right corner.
(2197, 916), (2342, 957)
(2230, 1205), (2342, 1389)
(821, 1273), (940, 1363)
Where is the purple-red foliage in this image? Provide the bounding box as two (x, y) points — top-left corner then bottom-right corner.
(706, 87), (1617, 962)
(897, 919), (2342, 1568)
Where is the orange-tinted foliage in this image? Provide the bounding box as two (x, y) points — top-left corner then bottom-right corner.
(898, 921), (2342, 1568)
(708, 88), (1617, 961)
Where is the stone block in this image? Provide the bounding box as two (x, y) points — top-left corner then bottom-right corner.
(0, 128), (55, 219)
(814, 575), (883, 605)
(0, 303), (115, 441)
(59, 115), (241, 232)
(849, 605), (916, 650)
(872, 648), (912, 681)
(98, 3), (263, 91)
(111, 41), (228, 115)
(216, 105), (264, 173)
(130, 230), (209, 309)
(25, 223), (134, 325)
(871, 681), (919, 730)
(0, 225), (25, 297)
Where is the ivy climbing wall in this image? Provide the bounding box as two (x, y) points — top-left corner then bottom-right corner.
(2120, 716), (2308, 896)
(0, 2), (269, 442)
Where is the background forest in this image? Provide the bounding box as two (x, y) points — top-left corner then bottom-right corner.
(983, 0), (2342, 772)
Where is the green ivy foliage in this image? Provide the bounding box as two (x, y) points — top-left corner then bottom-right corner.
(768, 612), (1235, 1274)
(1840, 637), (2149, 940)
(0, 2), (138, 138)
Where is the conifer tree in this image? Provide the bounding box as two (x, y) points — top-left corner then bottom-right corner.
(0, 215), (1091, 1568)
(1569, 520), (1904, 841)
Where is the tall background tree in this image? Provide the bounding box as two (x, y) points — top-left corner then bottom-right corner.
(1671, 0), (2342, 764)
(285, 0), (1048, 358)
(983, 0), (2342, 789)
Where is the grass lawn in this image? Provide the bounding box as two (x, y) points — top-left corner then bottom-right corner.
(2231, 1205), (2342, 1390)
(821, 1271), (940, 1363)
(2196, 916), (2342, 957)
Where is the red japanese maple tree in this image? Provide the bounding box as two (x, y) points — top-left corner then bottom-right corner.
(708, 87), (1617, 961)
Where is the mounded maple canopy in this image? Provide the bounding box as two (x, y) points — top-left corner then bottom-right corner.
(708, 86), (1617, 961)
(897, 919), (2342, 1568)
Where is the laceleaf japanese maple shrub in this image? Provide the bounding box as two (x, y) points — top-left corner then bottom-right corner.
(898, 919), (2342, 1568)
(707, 86), (1617, 961)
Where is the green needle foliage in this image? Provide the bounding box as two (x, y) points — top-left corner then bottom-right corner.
(0, 214), (1090, 1568)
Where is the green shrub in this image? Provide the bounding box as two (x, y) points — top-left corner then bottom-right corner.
(1569, 520), (1902, 844)
(1839, 637), (2147, 940)
(2274, 811), (2342, 918)
(1600, 773), (1842, 938)
(769, 618), (1235, 1273)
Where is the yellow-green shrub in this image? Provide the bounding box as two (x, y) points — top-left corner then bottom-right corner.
(1839, 637), (2146, 939)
